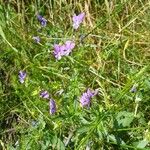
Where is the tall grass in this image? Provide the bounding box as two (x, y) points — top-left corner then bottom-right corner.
(0, 0), (150, 149)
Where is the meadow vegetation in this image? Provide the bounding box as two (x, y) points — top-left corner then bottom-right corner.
(0, 0), (150, 149)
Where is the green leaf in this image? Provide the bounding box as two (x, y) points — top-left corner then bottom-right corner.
(77, 126), (90, 134)
(108, 134), (125, 145)
(57, 138), (65, 150)
(0, 25), (18, 52)
(116, 111), (134, 127)
(137, 140), (149, 148)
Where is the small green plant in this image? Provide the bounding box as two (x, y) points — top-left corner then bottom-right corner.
(0, 0), (150, 149)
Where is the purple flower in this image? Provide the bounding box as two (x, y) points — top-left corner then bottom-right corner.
(73, 12), (85, 29)
(63, 40), (75, 56)
(53, 41), (75, 60)
(37, 15), (47, 27)
(130, 84), (138, 93)
(80, 89), (98, 107)
(53, 44), (66, 60)
(18, 71), (26, 83)
(40, 90), (49, 99)
(49, 99), (56, 114)
(33, 36), (40, 43)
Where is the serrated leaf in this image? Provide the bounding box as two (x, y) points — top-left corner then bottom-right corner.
(51, 135), (65, 150)
(116, 111), (134, 127)
(77, 126), (90, 134)
(57, 138), (65, 150)
(108, 134), (125, 145)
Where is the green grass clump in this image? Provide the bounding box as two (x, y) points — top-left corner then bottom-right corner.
(0, 0), (150, 149)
